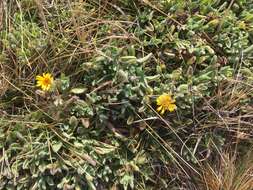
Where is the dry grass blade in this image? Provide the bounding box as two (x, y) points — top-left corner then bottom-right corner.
(199, 150), (253, 190)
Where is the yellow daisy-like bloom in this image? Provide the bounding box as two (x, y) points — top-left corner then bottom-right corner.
(36, 73), (54, 91)
(156, 93), (177, 115)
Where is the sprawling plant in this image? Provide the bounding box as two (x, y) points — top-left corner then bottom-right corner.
(0, 0), (253, 189)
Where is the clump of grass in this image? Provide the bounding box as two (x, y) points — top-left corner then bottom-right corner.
(198, 150), (253, 190)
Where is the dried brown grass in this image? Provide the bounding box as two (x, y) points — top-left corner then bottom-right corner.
(198, 150), (253, 190)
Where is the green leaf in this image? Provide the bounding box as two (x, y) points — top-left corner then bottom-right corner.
(70, 87), (87, 94)
(86, 174), (96, 190)
(120, 174), (134, 190)
(69, 116), (78, 127)
(177, 84), (189, 94)
(52, 142), (63, 153)
(119, 56), (137, 64)
(136, 53), (153, 63)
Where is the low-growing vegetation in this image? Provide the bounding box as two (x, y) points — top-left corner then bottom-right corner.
(0, 0), (253, 189)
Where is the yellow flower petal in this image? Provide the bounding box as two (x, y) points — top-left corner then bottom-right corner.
(157, 105), (163, 112)
(156, 93), (176, 114)
(36, 72), (54, 91)
(36, 76), (43, 80)
(168, 104), (177, 112)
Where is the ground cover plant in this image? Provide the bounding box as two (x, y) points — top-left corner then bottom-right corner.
(0, 0), (253, 189)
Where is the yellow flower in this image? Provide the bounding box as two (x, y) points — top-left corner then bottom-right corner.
(36, 73), (54, 91)
(156, 93), (177, 114)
